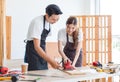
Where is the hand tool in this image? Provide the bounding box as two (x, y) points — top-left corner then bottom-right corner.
(0, 76), (11, 81)
(11, 75), (40, 82)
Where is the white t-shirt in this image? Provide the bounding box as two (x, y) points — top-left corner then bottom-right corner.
(27, 15), (51, 41)
(58, 28), (83, 46)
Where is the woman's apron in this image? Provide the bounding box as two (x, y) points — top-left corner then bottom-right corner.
(63, 34), (82, 67)
(25, 16), (50, 71)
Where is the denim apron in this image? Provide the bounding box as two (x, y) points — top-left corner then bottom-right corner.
(63, 34), (82, 67)
(25, 16), (50, 71)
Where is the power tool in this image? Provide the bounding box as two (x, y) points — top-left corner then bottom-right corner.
(63, 60), (75, 70)
(91, 61), (103, 72)
(92, 61), (102, 68)
(0, 66), (8, 74)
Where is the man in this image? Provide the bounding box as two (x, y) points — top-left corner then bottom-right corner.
(25, 4), (63, 71)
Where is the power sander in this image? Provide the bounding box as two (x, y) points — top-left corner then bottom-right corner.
(63, 60), (75, 70)
(0, 66), (8, 74)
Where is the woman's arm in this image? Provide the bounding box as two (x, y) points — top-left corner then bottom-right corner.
(72, 41), (82, 66)
(58, 40), (70, 63)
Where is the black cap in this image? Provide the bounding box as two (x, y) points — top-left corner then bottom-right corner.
(46, 4), (63, 16)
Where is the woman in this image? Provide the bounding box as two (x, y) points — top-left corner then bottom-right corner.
(58, 16), (83, 67)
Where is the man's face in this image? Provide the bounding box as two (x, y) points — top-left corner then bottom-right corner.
(46, 14), (60, 24)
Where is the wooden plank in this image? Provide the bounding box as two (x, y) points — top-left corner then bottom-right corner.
(0, 0), (5, 66)
(95, 16), (99, 61)
(107, 16), (112, 82)
(61, 69), (86, 75)
(88, 16), (90, 65)
(108, 77), (112, 82)
(82, 16), (87, 66)
(104, 16), (107, 64)
(102, 78), (106, 82)
(95, 79), (100, 82)
(81, 81), (87, 82)
(91, 17), (94, 63)
(99, 16), (102, 63)
(6, 16), (11, 59)
(108, 16), (112, 62)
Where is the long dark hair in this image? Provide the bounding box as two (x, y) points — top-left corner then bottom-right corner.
(66, 16), (79, 48)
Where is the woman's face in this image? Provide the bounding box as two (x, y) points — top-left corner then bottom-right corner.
(66, 24), (76, 35)
(46, 14), (60, 24)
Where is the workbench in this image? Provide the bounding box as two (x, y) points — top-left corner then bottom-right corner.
(1, 66), (120, 82)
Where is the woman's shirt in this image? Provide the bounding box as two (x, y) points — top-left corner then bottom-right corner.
(58, 28), (83, 47)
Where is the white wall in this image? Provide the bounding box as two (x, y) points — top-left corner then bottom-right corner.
(100, 0), (120, 64)
(6, 0), (92, 59)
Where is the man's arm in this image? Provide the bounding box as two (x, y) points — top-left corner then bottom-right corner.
(33, 38), (61, 69)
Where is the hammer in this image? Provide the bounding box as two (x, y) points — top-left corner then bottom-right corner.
(11, 75), (38, 82)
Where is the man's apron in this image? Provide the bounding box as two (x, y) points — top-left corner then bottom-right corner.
(63, 34), (82, 67)
(25, 16), (50, 71)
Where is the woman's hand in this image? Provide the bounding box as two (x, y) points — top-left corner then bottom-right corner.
(63, 57), (72, 64)
(71, 64), (76, 69)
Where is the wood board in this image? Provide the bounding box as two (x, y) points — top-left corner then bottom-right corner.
(61, 69), (86, 75)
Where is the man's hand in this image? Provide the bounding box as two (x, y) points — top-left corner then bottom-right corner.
(49, 59), (62, 69)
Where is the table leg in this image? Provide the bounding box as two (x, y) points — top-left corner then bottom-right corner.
(102, 78), (106, 82)
(95, 79), (100, 82)
(119, 76), (120, 82)
(78, 81), (87, 82)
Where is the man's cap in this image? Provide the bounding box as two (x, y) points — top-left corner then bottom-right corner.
(46, 4), (63, 14)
